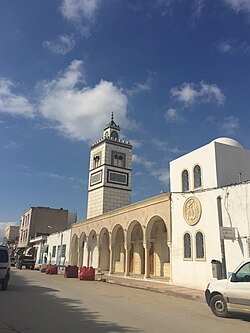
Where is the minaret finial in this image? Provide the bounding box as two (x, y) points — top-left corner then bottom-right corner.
(106, 112), (119, 128)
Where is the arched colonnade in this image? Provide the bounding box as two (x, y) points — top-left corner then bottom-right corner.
(70, 215), (171, 279)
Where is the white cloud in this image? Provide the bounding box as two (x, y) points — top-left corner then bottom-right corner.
(60, 0), (101, 21)
(218, 40), (250, 54)
(223, 0), (250, 14)
(22, 170), (66, 180)
(164, 108), (184, 123)
(133, 152), (169, 186)
(43, 172), (66, 180)
(38, 60), (132, 142)
(132, 154), (156, 169)
(60, 0), (101, 35)
(151, 138), (184, 154)
(3, 140), (18, 150)
(200, 82), (225, 104)
(129, 139), (142, 148)
(192, 0), (205, 18)
(0, 78), (34, 118)
(43, 35), (76, 55)
(170, 81), (225, 106)
(126, 76), (153, 96)
(150, 168), (170, 185)
(171, 83), (198, 104)
(218, 40), (233, 53)
(221, 115), (240, 134)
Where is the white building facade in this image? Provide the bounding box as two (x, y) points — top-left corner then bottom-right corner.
(170, 138), (250, 289)
(47, 229), (72, 268)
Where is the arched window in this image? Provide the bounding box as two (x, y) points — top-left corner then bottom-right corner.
(194, 165), (202, 189)
(111, 131), (118, 140)
(183, 232), (192, 260)
(93, 154), (101, 168)
(195, 231), (205, 260)
(182, 169), (189, 192)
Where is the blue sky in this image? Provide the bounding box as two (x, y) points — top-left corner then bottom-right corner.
(1, 0), (250, 234)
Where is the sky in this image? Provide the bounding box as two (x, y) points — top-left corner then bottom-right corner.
(1, 0), (250, 236)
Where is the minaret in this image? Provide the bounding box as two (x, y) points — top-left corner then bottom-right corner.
(87, 114), (132, 218)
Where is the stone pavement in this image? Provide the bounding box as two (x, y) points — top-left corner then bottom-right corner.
(99, 273), (205, 303)
(56, 268), (205, 302)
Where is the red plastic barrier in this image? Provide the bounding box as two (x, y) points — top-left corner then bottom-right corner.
(64, 265), (78, 278)
(79, 266), (87, 280)
(79, 266), (95, 281)
(46, 264), (58, 275)
(45, 265), (51, 274)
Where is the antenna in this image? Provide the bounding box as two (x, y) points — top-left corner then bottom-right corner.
(238, 172), (242, 183)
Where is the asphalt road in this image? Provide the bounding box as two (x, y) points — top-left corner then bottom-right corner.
(1, 269), (250, 333)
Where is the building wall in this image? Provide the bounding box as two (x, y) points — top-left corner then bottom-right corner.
(170, 141), (217, 192)
(170, 138), (250, 289)
(215, 142), (250, 187)
(47, 229), (71, 267)
(171, 183), (250, 290)
(103, 187), (131, 213)
(71, 193), (171, 279)
(18, 207), (69, 248)
(18, 208), (32, 248)
(31, 207), (68, 235)
(67, 212), (77, 227)
(170, 139), (250, 194)
(5, 225), (19, 240)
(87, 188), (104, 218)
(87, 138), (132, 219)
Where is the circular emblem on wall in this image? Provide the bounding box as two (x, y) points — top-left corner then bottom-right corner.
(183, 197), (202, 226)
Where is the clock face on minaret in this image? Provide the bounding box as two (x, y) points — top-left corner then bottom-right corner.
(87, 114), (132, 219)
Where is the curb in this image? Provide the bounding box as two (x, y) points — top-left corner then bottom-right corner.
(101, 277), (205, 303)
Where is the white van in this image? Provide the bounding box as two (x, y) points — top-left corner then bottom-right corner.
(0, 246), (10, 290)
(205, 258), (250, 317)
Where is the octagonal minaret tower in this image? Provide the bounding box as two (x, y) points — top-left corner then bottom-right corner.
(87, 114), (132, 218)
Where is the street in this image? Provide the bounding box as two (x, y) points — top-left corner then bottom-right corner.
(1, 269), (250, 333)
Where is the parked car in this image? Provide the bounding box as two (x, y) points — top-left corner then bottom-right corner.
(15, 251), (35, 270)
(0, 246), (10, 290)
(205, 258), (250, 317)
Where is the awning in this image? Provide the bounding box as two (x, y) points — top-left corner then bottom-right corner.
(41, 245), (48, 253)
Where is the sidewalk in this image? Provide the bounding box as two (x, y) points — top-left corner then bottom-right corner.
(99, 273), (205, 303)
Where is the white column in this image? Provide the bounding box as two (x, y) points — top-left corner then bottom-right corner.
(124, 244), (131, 277)
(167, 241), (172, 283)
(109, 245), (114, 275)
(143, 242), (150, 279)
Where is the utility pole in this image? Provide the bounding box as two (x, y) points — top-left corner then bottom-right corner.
(217, 196), (227, 279)
(59, 233), (63, 270)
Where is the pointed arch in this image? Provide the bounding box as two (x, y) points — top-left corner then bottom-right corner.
(99, 227), (110, 271)
(193, 164), (202, 189)
(88, 230), (98, 268)
(182, 169), (189, 192)
(183, 231), (192, 260)
(71, 234), (78, 266)
(195, 230), (205, 260)
(111, 224), (125, 273)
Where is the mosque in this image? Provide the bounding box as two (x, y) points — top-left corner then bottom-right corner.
(56, 116), (250, 289)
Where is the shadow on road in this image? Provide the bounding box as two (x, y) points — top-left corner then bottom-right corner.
(230, 313), (250, 323)
(0, 270), (140, 333)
